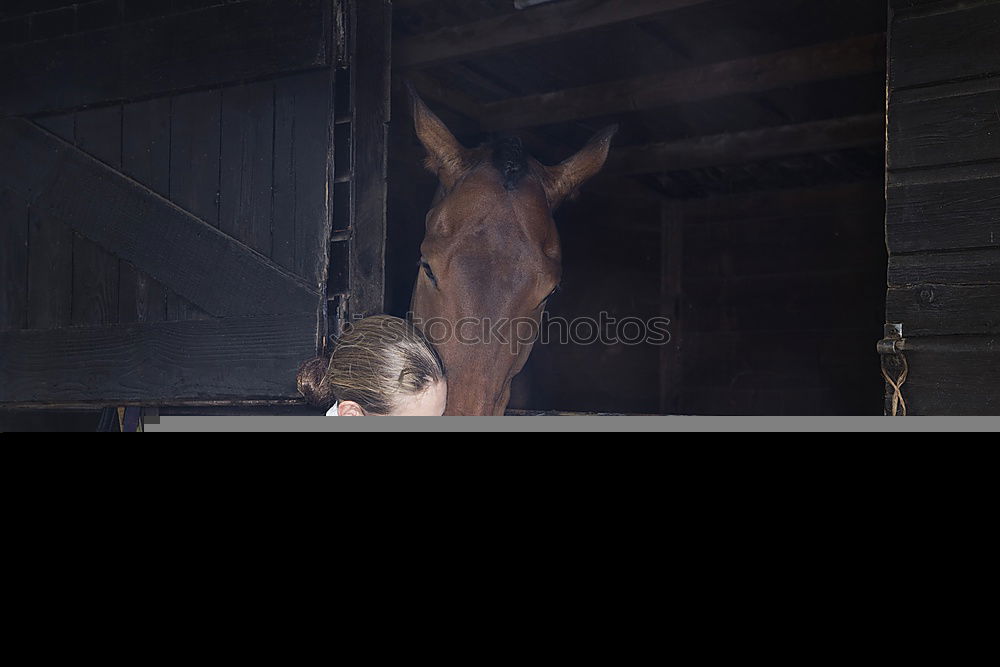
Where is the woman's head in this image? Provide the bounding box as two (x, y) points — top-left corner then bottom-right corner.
(297, 316), (447, 416)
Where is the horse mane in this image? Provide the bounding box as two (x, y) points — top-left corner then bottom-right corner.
(490, 136), (528, 191)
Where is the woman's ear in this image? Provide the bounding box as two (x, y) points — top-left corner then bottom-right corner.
(338, 401), (367, 416)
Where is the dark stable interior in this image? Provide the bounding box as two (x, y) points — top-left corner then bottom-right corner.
(386, 0), (890, 415)
(0, 0), (894, 429)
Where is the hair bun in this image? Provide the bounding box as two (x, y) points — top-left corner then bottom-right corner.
(297, 356), (334, 408)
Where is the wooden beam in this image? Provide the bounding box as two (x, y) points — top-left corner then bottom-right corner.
(0, 313), (317, 406)
(350, 0), (392, 318)
(888, 82), (1000, 171)
(0, 189), (28, 331)
(393, 0), (440, 9)
(0, 118), (320, 318)
(399, 71), (484, 121)
(620, 181), (886, 234)
(677, 181), (885, 221)
(480, 34), (886, 131)
(0, 0), (329, 118)
(887, 163), (1000, 254)
(889, 247), (1000, 286)
(891, 1), (1000, 89)
(608, 114), (885, 175)
(660, 201), (684, 415)
(895, 345), (1000, 416)
(395, 0), (715, 69)
(888, 285), (1000, 337)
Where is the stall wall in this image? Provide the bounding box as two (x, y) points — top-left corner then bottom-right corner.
(885, 0), (1000, 414)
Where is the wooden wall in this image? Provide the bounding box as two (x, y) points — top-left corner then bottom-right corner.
(2, 73), (332, 332)
(0, 0), (395, 412)
(886, 0), (1000, 415)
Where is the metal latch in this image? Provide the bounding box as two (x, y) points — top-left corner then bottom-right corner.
(877, 323), (905, 355)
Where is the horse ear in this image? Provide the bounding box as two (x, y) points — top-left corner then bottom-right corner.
(407, 81), (470, 189)
(542, 125), (618, 208)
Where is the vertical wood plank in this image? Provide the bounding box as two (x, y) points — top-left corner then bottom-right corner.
(274, 69), (333, 287)
(349, 0), (391, 318)
(220, 81), (275, 257)
(27, 115), (75, 330)
(169, 89), (221, 321)
(0, 189), (29, 331)
(122, 97), (172, 324)
(73, 105), (122, 327)
(660, 201), (684, 415)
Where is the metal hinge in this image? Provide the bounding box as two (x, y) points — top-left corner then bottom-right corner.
(877, 323), (905, 355)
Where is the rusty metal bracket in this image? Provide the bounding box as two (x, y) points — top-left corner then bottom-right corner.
(878, 323), (905, 355)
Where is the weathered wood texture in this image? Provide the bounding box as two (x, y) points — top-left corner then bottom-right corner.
(887, 285), (1000, 336)
(481, 34), (886, 131)
(890, 1), (1000, 88)
(349, 0), (391, 318)
(24, 115), (75, 331)
(885, 0), (1000, 414)
(122, 97), (172, 324)
(274, 70), (334, 285)
(902, 345), (1000, 415)
(888, 84), (1000, 170)
(610, 114), (883, 175)
(0, 118), (320, 318)
(660, 203), (683, 416)
(395, 0), (714, 69)
(887, 165), (1000, 253)
(889, 248), (1000, 285)
(72, 106), (121, 328)
(0, 313), (318, 405)
(0, 189), (28, 330)
(0, 0), (352, 409)
(0, 0), (330, 117)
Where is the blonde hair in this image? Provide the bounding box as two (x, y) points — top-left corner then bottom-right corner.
(297, 316), (445, 415)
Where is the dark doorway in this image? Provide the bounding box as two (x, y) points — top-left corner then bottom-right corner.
(387, 0), (890, 415)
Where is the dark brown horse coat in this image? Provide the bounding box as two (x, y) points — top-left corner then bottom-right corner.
(408, 85), (616, 415)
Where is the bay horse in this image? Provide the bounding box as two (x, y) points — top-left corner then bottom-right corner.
(407, 85), (617, 416)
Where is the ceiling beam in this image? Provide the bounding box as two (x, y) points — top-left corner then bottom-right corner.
(676, 181), (885, 220)
(393, 0), (439, 9)
(607, 114), (885, 175)
(480, 33), (887, 131)
(394, 0), (716, 69)
(397, 71), (484, 121)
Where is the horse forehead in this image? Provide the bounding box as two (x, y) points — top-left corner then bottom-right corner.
(448, 166), (551, 227)
(438, 195), (552, 255)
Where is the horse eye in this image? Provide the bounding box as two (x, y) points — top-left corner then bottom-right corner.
(421, 260), (439, 288)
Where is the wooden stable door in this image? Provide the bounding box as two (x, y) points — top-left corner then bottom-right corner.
(0, 0), (391, 409)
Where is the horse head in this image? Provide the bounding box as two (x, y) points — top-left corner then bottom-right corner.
(407, 84), (617, 416)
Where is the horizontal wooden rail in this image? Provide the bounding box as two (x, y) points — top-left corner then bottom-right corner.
(0, 313), (318, 406)
(481, 34), (887, 131)
(395, 0), (714, 69)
